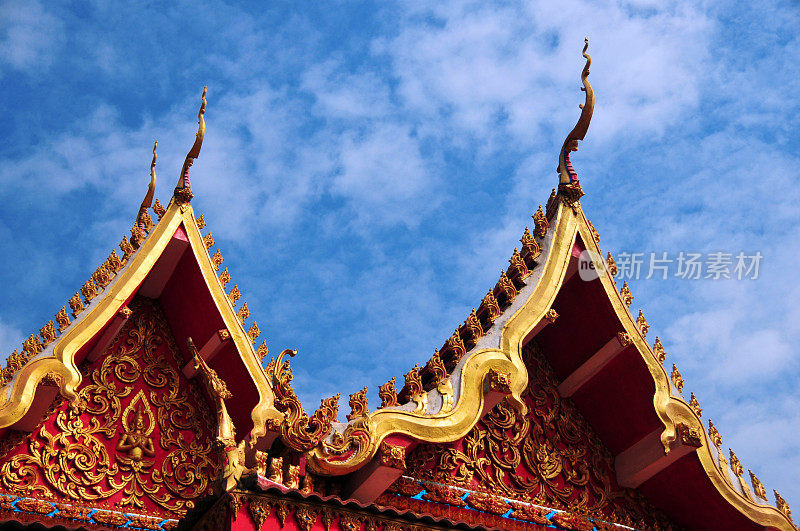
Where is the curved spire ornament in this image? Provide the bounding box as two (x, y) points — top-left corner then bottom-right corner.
(557, 38), (594, 202)
(175, 86), (207, 204)
(135, 141), (157, 234)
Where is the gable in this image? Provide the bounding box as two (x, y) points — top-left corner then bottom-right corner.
(387, 342), (674, 530)
(0, 297), (219, 525)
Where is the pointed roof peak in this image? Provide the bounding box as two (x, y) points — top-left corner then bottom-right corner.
(174, 86), (207, 204)
(557, 37), (594, 203)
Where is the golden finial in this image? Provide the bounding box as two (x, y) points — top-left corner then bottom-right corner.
(671, 363), (684, 394)
(729, 449), (753, 500)
(708, 419), (722, 450)
(152, 197), (166, 219)
(228, 284), (241, 306)
(39, 321), (57, 346)
(218, 267), (231, 289)
(774, 490), (793, 523)
(378, 377), (398, 408)
(203, 232), (214, 250)
(256, 340), (269, 361)
(211, 249), (224, 271)
(247, 321), (260, 343)
(175, 87), (206, 203)
(347, 387), (369, 421)
(136, 141), (158, 231)
(653, 336), (666, 364)
(748, 470), (767, 501)
(689, 393), (702, 417)
(556, 38), (594, 201)
(237, 302), (250, 323)
(636, 310), (649, 337)
(68, 292), (84, 318)
(196, 214), (206, 229)
(55, 307), (70, 332)
(620, 281), (633, 307)
(606, 252), (618, 278)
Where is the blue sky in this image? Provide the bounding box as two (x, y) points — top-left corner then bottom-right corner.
(1, 0), (798, 509)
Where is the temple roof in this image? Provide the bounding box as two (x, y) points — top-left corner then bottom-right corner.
(0, 44), (794, 531)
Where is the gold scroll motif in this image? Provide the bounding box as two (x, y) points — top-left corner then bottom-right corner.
(402, 342), (675, 527)
(0, 298), (219, 516)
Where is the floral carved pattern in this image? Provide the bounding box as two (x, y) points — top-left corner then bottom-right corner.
(0, 298), (219, 517)
(402, 342), (674, 527)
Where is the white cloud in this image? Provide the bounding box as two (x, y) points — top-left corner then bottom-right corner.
(0, 0), (63, 74)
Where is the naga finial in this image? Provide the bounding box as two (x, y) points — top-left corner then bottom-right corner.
(175, 86), (207, 204)
(136, 140), (158, 231)
(557, 38), (594, 202)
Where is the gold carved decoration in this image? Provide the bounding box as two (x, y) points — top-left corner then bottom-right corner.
(228, 284), (242, 306)
(616, 332), (632, 347)
(256, 341), (269, 361)
(296, 505), (320, 531)
(196, 214), (206, 229)
(671, 364), (684, 394)
(130, 225), (145, 249)
(266, 349), (340, 452)
(211, 249), (224, 271)
(606, 252), (618, 278)
(774, 491), (793, 524)
(708, 420), (731, 482)
(119, 235), (134, 261)
(347, 387), (369, 421)
(152, 197), (166, 219)
(247, 321), (260, 343)
(401, 365), (426, 415)
(287, 464), (300, 489)
(378, 377), (398, 409)
(689, 393), (702, 417)
(533, 205), (549, 238)
(218, 267), (231, 289)
(496, 270), (518, 302)
(636, 310), (649, 337)
(544, 308), (559, 324)
(508, 248), (530, 283)
(81, 279), (97, 304)
(0, 299), (218, 517)
(676, 423), (702, 448)
(55, 307), (70, 332)
(520, 227), (541, 263)
(478, 289), (501, 324)
(442, 328), (467, 367)
(402, 344), (674, 525)
(68, 292), (84, 318)
(749, 470), (767, 502)
(378, 441), (406, 470)
(653, 337), (666, 364)
(729, 449), (753, 501)
(486, 368), (512, 394)
(461, 309), (484, 348)
(106, 249), (123, 274)
(620, 281), (633, 307)
(237, 302), (249, 323)
(39, 321), (57, 347)
(267, 456), (283, 483)
(203, 233), (214, 250)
